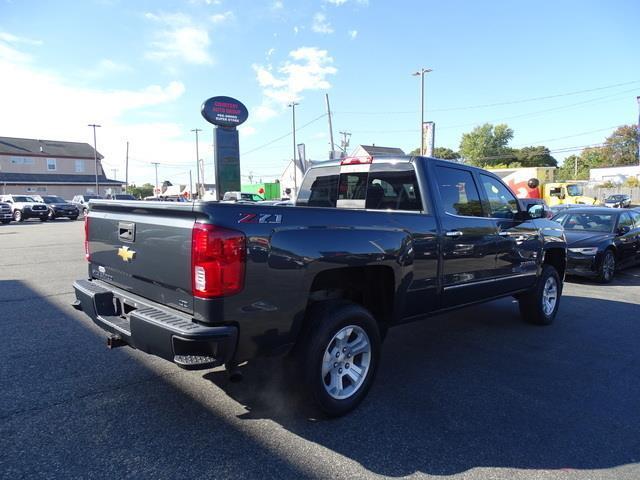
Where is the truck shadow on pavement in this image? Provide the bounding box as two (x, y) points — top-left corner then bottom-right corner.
(206, 292), (640, 476)
(0, 281), (313, 479)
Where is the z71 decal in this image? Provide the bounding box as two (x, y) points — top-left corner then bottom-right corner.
(238, 213), (283, 224)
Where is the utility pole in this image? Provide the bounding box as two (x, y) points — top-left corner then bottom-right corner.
(88, 124), (101, 194)
(325, 93), (335, 159)
(636, 96), (640, 166)
(151, 162), (160, 197)
(412, 68), (432, 155)
(339, 131), (351, 156)
(189, 170), (193, 201)
(125, 141), (129, 193)
(574, 156), (578, 178)
(288, 102), (299, 195)
(191, 128), (202, 198)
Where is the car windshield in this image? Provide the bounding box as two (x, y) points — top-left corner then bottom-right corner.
(566, 184), (584, 196)
(13, 196), (36, 202)
(241, 193), (264, 201)
(559, 213), (615, 233)
(42, 196), (66, 204)
(606, 195), (624, 201)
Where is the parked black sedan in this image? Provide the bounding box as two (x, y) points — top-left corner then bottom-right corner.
(552, 207), (640, 283)
(33, 195), (80, 220)
(604, 194), (632, 208)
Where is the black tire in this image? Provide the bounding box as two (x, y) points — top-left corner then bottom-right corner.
(597, 249), (615, 284)
(70, 216), (79, 221)
(296, 300), (381, 417)
(1, 220), (10, 224)
(13, 210), (23, 222)
(47, 209), (55, 220)
(518, 264), (561, 325)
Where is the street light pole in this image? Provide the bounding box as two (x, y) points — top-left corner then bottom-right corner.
(151, 162), (160, 197)
(288, 102), (300, 195)
(88, 124), (101, 194)
(191, 128), (202, 198)
(412, 68), (432, 155)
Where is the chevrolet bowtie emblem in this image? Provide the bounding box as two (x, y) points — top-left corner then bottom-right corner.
(117, 246), (135, 262)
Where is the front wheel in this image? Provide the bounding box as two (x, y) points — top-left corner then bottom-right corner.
(13, 210), (23, 222)
(298, 301), (381, 417)
(597, 250), (615, 283)
(519, 265), (561, 325)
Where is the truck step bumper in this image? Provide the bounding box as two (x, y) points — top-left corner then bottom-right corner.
(72, 279), (238, 370)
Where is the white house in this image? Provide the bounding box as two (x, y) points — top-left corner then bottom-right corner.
(590, 165), (640, 184)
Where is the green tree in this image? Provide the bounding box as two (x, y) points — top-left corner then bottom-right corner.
(555, 147), (606, 181)
(408, 147), (460, 159)
(602, 125), (639, 166)
(459, 123), (515, 166)
(513, 146), (558, 167)
(128, 183), (154, 199)
(433, 147), (460, 160)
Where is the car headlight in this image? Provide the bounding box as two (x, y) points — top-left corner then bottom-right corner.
(568, 247), (599, 255)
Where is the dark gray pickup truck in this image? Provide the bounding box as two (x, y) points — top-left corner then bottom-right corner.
(73, 156), (566, 416)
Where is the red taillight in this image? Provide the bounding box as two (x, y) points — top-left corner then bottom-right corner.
(84, 215), (90, 261)
(340, 156), (372, 165)
(191, 223), (246, 298)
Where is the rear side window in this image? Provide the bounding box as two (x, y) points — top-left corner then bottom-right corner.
(630, 211), (640, 228)
(297, 167), (339, 207)
(434, 166), (483, 217)
(618, 212), (634, 229)
(366, 171), (423, 211)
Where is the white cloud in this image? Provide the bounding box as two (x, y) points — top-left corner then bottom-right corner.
(326, 0), (369, 5)
(293, 26), (299, 35)
(348, 29), (358, 39)
(145, 12), (213, 65)
(210, 11), (234, 23)
(311, 12), (333, 34)
(0, 31), (43, 46)
(266, 48), (276, 59)
(238, 125), (257, 137)
(0, 43), (192, 185)
(272, 1), (284, 9)
(252, 46), (337, 121)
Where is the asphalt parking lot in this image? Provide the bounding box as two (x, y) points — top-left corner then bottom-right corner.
(1, 219), (639, 480)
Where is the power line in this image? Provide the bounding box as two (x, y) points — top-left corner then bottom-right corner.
(511, 125), (621, 148)
(242, 113), (327, 157)
(334, 79), (640, 115)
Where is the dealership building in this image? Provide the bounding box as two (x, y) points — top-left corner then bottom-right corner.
(0, 136), (124, 198)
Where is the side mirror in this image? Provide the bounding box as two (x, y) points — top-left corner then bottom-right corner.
(526, 204), (545, 219)
(618, 226), (631, 236)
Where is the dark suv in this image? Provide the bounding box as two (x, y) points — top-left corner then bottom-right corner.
(32, 195), (80, 220)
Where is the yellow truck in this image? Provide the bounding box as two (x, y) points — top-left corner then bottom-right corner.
(489, 167), (597, 206)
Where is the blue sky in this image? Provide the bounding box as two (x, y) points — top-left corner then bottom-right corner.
(0, 0), (638, 186)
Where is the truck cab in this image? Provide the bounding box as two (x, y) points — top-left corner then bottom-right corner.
(543, 182), (597, 206)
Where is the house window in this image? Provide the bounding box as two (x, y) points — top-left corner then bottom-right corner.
(75, 160), (85, 172)
(47, 158), (57, 171)
(10, 156), (34, 165)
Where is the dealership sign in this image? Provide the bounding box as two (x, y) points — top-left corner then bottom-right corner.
(201, 96), (249, 127)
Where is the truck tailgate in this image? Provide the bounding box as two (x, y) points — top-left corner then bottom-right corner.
(87, 201), (196, 314)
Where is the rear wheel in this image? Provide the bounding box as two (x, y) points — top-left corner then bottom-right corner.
(519, 265), (561, 325)
(597, 249), (615, 284)
(47, 209), (55, 220)
(13, 210), (23, 222)
(296, 301), (381, 417)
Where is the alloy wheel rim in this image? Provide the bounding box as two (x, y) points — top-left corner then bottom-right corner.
(542, 277), (557, 316)
(321, 325), (371, 400)
(603, 253), (615, 280)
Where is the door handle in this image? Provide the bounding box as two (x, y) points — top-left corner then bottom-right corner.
(498, 231), (511, 236)
(445, 230), (463, 237)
